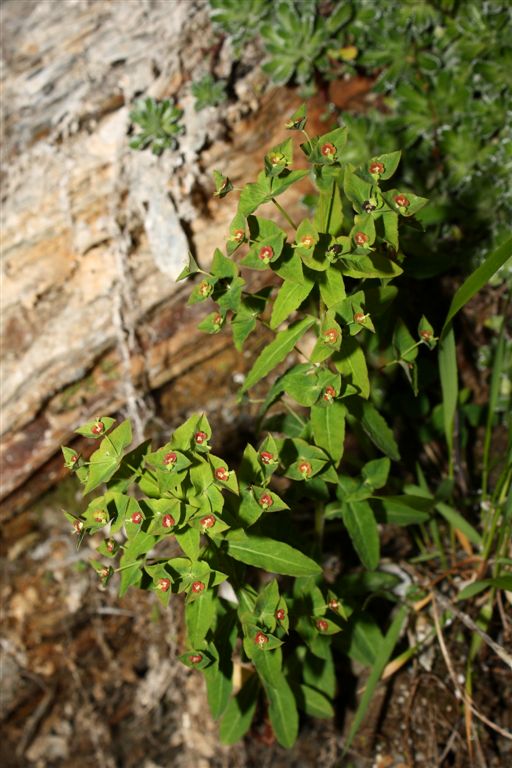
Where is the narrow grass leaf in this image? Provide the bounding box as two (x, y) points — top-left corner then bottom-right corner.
(435, 502), (482, 547)
(344, 606), (407, 753)
(441, 238), (512, 340)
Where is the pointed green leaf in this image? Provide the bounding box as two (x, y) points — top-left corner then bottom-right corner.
(270, 278), (314, 329)
(186, 588), (216, 647)
(348, 399), (400, 460)
(225, 532), (321, 577)
(341, 501), (380, 570)
(220, 674), (260, 745)
(241, 316), (315, 393)
(311, 401), (346, 465)
(333, 337), (369, 399)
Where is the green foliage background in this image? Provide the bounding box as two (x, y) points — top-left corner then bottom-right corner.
(210, 0), (512, 272)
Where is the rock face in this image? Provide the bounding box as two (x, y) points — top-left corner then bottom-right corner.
(0, 0), (307, 513)
(1, 0), (371, 514)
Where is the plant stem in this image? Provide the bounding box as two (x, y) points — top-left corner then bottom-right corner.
(271, 197), (298, 230)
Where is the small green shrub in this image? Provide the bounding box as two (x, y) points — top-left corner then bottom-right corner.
(192, 74), (228, 111)
(129, 97), (184, 155)
(65, 108), (435, 747)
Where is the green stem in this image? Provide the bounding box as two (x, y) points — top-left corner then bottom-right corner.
(271, 197), (298, 230)
(315, 502), (325, 550)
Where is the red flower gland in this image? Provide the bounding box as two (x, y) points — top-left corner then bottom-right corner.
(369, 161), (384, 175)
(70, 454), (78, 464)
(158, 577), (171, 592)
(394, 194), (410, 208)
(420, 329), (433, 341)
(91, 421), (104, 435)
(106, 539), (116, 553)
(260, 451), (274, 465)
(254, 631), (269, 646)
(215, 466), (229, 482)
(198, 280), (212, 298)
(189, 654), (203, 664)
(99, 567), (110, 580)
(354, 231), (369, 246)
(321, 142), (336, 158)
(131, 511), (143, 525)
(213, 314), (223, 327)
(323, 385), (336, 403)
(162, 514), (175, 529)
(73, 520), (84, 534)
(275, 608), (286, 621)
(298, 460), (312, 478)
(353, 311), (367, 324)
(259, 492), (273, 510)
(200, 514), (216, 529)
(232, 229), (245, 242)
(94, 510), (107, 525)
(323, 328), (339, 345)
(191, 581), (205, 593)
(194, 431), (208, 445)
(163, 451), (177, 466)
(258, 245), (274, 263)
(316, 619), (329, 632)
(300, 234), (315, 248)
(328, 599), (339, 611)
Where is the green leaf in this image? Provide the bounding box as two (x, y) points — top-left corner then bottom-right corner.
(348, 399), (400, 460)
(303, 648), (336, 699)
(338, 253), (403, 279)
(285, 103), (307, 131)
(204, 656), (233, 720)
(438, 325), (458, 466)
(119, 531), (156, 597)
(241, 316), (315, 393)
(238, 172), (271, 216)
(225, 532), (322, 577)
(253, 650), (298, 748)
(362, 458), (390, 490)
(341, 501), (380, 570)
(318, 265), (346, 307)
(457, 575), (512, 602)
(374, 495), (431, 525)
(333, 337), (369, 398)
(435, 502), (482, 547)
(270, 277), (314, 330)
(381, 211), (399, 250)
(311, 401), (346, 465)
(298, 684), (334, 719)
(393, 320), (418, 362)
(314, 182), (343, 236)
(211, 248), (237, 279)
(186, 590), (215, 647)
(220, 674), (260, 744)
(271, 169), (309, 198)
(83, 420), (133, 494)
(441, 238), (512, 339)
(75, 416), (116, 439)
(344, 607), (408, 753)
(176, 251), (200, 281)
(232, 311), (257, 351)
(341, 612), (383, 666)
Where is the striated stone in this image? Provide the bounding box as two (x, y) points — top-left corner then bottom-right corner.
(0, 0), (334, 514)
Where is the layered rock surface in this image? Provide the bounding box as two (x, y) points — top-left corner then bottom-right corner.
(1, 0), (370, 515)
(0, 0), (300, 513)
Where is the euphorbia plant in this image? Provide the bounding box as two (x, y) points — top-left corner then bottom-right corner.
(64, 105), (432, 747)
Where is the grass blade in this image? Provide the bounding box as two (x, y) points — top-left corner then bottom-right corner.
(441, 237), (512, 340)
(344, 606), (407, 753)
